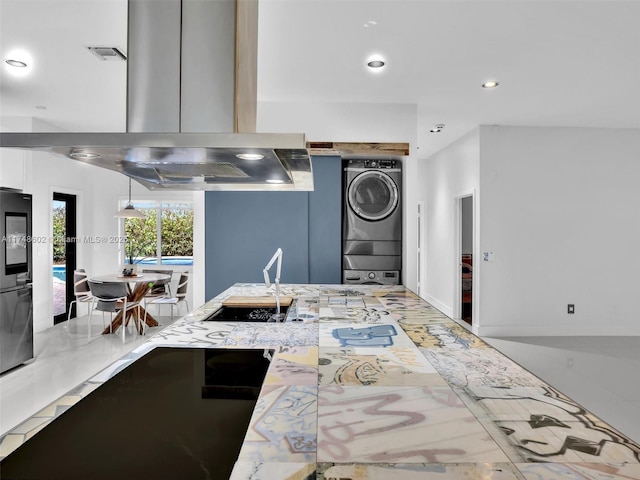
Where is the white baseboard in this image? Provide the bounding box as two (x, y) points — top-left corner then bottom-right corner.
(478, 324), (640, 337)
(423, 294), (453, 319)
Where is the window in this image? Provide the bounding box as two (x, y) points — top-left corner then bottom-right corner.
(121, 201), (194, 266)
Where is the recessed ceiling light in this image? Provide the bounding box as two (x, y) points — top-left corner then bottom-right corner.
(266, 179), (285, 184)
(70, 152), (100, 159)
(367, 59), (385, 69)
(5, 59), (27, 68)
(482, 81), (499, 89)
(236, 153), (264, 161)
(4, 50), (33, 77)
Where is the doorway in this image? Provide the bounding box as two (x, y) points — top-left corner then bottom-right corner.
(52, 193), (77, 324)
(460, 195), (473, 325)
(417, 201), (426, 298)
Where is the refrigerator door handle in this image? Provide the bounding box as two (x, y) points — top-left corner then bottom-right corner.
(17, 286), (32, 298)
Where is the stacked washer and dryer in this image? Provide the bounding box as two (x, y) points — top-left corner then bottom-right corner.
(342, 159), (402, 285)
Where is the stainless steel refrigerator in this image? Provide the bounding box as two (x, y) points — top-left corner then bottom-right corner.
(0, 190), (33, 374)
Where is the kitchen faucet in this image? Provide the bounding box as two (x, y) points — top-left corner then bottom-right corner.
(263, 248), (284, 322)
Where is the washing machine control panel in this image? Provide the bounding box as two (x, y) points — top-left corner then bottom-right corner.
(364, 159), (396, 169)
(343, 270), (400, 285)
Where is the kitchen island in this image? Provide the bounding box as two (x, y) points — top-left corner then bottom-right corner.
(1, 283), (639, 479)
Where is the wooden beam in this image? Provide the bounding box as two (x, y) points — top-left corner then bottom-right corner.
(222, 296), (293, 307)
(235, 0), (258, 133)
(307, 141), (410, 157)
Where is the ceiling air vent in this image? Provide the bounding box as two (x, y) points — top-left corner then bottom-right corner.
(87, 46), (127, 61)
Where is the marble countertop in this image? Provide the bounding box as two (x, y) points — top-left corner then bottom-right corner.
(2, 283), (639, 479)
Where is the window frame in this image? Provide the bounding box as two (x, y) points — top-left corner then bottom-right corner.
(118, 200), (194, 267)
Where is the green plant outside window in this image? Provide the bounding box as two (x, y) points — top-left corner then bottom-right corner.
(123, 202), (194, 265)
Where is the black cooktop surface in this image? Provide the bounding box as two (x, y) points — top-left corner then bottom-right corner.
(1, 347), (271, 480)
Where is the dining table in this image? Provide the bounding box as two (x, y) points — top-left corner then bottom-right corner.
(90, 272), (172, 335)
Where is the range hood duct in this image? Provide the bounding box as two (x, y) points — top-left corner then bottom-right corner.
(0, 0), (313, 191)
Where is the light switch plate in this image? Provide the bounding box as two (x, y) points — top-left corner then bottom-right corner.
(483, 251), (495, 262)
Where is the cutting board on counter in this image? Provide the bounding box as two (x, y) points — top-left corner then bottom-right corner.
(221, 296), (293, 307)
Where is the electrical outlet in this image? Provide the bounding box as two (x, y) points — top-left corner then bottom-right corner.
(567, 304), (575, 314)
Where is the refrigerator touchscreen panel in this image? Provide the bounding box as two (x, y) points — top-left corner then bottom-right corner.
(5, 213), (28, 274)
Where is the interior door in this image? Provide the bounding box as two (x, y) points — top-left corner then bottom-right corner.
(52, 192), (77, 325)
(460, 195), (473, 325)
(417, 200), (425, 298)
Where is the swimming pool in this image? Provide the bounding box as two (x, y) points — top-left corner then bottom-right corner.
(54, 257), (192, 279)
(52, 265), (66, 281)
(128, 256), (194, 266)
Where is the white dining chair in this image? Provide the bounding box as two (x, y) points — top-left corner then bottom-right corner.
(67, 269), (100, 338)
(148, 272), (189, 319)
(87, 280), (142, 343)
(142, 268), (173, 307)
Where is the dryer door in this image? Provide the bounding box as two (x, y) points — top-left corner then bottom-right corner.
(347, 170), (398, 221)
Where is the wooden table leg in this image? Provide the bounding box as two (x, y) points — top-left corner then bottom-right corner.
(139, 306), (159, 328)
(101, 281), (160, 335)
(129, 282), (160, 331)
(102, 310), (124, 335)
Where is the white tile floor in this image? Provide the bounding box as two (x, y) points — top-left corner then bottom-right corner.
(484, 335), (640, 443)
(0, 313), (178, 436)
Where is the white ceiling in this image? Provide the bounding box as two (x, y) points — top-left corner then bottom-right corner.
(2, 0), (639, 157)
(0, 0), (127, 132)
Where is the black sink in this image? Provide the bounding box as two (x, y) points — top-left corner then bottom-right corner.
(0, 347), (271, 480)
(201, 348), (273, 399)
(205, 305), (289, 322)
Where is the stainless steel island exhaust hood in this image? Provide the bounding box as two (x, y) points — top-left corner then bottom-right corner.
(0, 0), (313, 191)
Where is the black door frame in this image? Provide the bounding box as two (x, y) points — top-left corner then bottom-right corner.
(53, 192), (77, 325)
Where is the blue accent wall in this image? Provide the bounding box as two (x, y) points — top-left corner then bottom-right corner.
(308, 155), (342, 283)
(205, 191), (309, 299)
(204, 155), (342, 299)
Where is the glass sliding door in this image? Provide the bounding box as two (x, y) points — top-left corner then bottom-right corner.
(52, 193), (77, 324)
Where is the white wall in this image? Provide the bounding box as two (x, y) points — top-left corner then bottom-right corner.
(0, 117), (37, 191)
(418, 125), (640, 336)
(402, 155), (419, 292)
(0, 148), (26, 192)
(417, 128), (480, 318)
(258, 101), (417, 143)
(478, 126), (640, 336)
